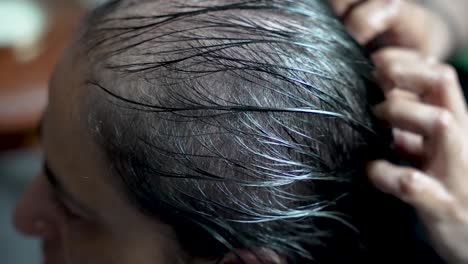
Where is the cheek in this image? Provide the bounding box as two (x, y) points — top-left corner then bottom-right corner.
(60, 220), (113, 263)
(62, 223), (163, 264)
(64, 224), (185, 264)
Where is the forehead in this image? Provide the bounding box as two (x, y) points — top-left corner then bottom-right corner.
(43, 39), (138, 222)
(45, 49), (109, 203)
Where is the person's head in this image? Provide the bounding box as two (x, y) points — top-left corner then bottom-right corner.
(13, 0), (401, 263)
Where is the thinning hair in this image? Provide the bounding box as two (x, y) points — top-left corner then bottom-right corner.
(77, 0), (429, 263)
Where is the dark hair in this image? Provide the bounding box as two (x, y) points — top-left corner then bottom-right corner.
(78, 0), (433, 263)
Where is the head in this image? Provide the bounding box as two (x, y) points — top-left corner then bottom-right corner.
(13, 0), (404, 263)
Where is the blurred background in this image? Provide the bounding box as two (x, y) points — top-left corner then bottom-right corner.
(0, 1), (468, 263)
(0, 0), (103, 263)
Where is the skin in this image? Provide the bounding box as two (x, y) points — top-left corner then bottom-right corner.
(16, 1), (468, 263)
(328, 1), (468, 262)
(12, 9), (285, 264)
(12, 43), (190, 264)
(328, 0), (468, 59)
(368, 48), (468, 264)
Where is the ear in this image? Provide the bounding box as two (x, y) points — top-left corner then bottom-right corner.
(219, 248), (287, 264)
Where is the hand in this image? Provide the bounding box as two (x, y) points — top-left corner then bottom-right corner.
(328, 0), (455, 59)
(367, 48), (468, 264)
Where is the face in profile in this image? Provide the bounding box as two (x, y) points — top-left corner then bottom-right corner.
(13, 38), (195, 263)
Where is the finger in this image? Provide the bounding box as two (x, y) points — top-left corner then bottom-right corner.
(372, 47), (433, 69)
(373, 99), (458, 139)
(374, 55), (434, 93)
(374, 52), (466, 118)
(384, 88), (419, 102)
(328, 0), (362, 17)
(344, 0), (402, 44)
(367, 160), (462, 221)
(393, 128), (424, 161)
(428, 64), (467, 118)
(372, 48), (434, 92)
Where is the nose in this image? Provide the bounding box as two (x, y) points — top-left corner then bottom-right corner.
(13, 174), (60, 240)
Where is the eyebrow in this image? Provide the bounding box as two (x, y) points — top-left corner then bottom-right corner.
(44, 159), (97, 219)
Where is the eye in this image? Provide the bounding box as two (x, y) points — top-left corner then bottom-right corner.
(41, 163), (85, 223)
(59, 199), (83, 221)
(49, 189), (83, 222)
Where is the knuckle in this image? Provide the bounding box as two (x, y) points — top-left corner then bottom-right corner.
(388, 63), (404, 79)
(433, 109), (455, 135)
(399, 169), (422, 197)
(443, 198), (468, 223)
(435, 65), (458, 87)
(423, 55), (437, 65)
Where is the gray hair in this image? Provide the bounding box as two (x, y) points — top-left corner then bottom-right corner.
(79, 0), (417, 263)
